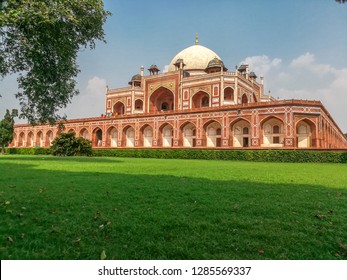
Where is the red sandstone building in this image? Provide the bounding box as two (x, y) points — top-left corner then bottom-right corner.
(11, 37), (347, 149)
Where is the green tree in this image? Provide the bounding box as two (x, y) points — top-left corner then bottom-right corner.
(0, 109), (18, 154)
(0, 0), (110, 124)
(51, 132), (92, 156)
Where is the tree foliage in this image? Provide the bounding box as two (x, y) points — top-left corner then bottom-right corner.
(0, 109), (18, 154)
(0, 0), (110, 124)
(50, 132), (92, 156)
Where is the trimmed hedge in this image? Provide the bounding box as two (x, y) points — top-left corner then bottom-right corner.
(4, 147), (347, 163)
(5, 147), (51, 155)
(92, 148), (347, 163)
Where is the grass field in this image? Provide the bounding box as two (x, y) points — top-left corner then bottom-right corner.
(0, 155), (346, 260)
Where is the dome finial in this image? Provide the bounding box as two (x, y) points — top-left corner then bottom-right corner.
(195, 33), (199, 45)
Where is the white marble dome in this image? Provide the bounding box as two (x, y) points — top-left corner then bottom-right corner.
(168, 44), (222, 72)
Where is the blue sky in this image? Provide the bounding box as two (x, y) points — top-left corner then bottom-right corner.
(1, 0), (347, 132)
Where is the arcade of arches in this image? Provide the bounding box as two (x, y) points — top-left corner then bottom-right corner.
(11, 111), (345, 149)
(10, 39), (347, 150)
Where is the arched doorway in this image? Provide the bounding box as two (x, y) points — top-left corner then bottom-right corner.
(149, 87), (174, 113)
(46, 131), (53, 147)
(181, 123), (196, 147)
(93, 128), (103, 147)
(113, 102), (125, 116)
(18, 132), (25, 147)
(125, 127), (135, 147)
(107, 127), (118, 147)
(80, 128), (89, 140)
(134, 99), (143, 112)
(296, 120), (315, 148)
(224, 87), (234, 104)
(241, 94), (248, 104)
(192, 91), (210, 108)
(262, 117), (284, 147)
(160, 124), (173, 147)
(141, 125), (153, 147)
(232, 120), (251, 147)
(27, 132), (34, 147)
(36, 131), (44, 147)
(205, 121), (222, 147)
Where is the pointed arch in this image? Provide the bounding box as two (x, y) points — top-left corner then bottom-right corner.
(18, 132), (25, 147)
(230, 118), (251, 147)
(261, 116), (285, 147)
(92, 127), (103, 147)
(122, 125), (135, 147)
(106, 126), (118, 147)
(223, 87), (234, 104)
(113, 101), (125, 116)
(296, 118), (316, 148)
(191, 91), (210, 109)
(46, 130), (54, 147)
(79, 128), (89, 140)
(27, 132), (34, 147)
(149, 87), (175, 113)
(36, 131), (44, 147)
(203, 120), (222, 147)
(140, 124), (153, 147)
(159, 122), (173, 147)
(180, 121), (197, 147)
(134, 99), (144, 112)
(241, 94), (248, 104)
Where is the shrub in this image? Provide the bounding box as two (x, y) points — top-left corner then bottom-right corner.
(92, 148), (347, 163)
(51, 132), (92, 156)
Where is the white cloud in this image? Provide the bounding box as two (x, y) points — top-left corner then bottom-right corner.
(62, 76), (107, 119)
(86, 76), (107, 95)
(290, 52), (315, 68)
(290, 52), (335, 77)
(240, 55), (282, 77)
(267, 52), (347, 132)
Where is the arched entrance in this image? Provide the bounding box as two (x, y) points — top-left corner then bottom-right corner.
(142, 125), (153, 147)
(93, 128), (103, 147)
(107, 127), (118, 147)
(224, 87), (234, 104)
(125, 126), (135, 147)
(27, 132), (34, 147)
(261, 117), (284, 147)
(46, 131), (53, 147)
(113, 102), (125, 116)
(36, 131), (44, 147)
(181, 122), (196, 147)
(160, 124), (173, 147)
(134, 99), (143, 112)
(18, 132), (25, 147)
(192, 91), (210, 108)
(241, 94), (248, 104)
(232, 119), (251, 147)
(149, 87), (174, 113)
(205, 121), (222, 147)
(296, 120), (316, 148)
(80, 128), (89, 140)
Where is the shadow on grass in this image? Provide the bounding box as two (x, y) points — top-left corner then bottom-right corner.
(0, 161), (346, 260)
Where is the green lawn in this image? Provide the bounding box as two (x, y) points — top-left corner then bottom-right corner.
(0, 155), (346, 260)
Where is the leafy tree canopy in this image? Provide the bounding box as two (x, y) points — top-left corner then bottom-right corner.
(0, 0), (110, 124)
(0, 109), (18, 154)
